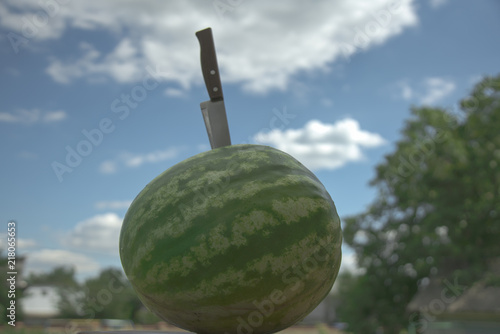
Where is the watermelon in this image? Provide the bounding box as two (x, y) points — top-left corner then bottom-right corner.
(119, 144), (342, 334)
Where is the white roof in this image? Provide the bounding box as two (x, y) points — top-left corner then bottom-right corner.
(23, 286), (60, 318)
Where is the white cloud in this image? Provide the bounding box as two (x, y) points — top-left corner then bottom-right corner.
(429, 0), (449, 9)
(320, 98), (334, 107)
(46, 39), (143, 84)
(1, 0), (418, 94)
(42, 110), (67, 122)
(0, 1), (66, 40)
(95, 200), (132, 210)
(18, 238), (38, 249)
(0, 234), (37, 251)
(396, 77), (456, 105)
(23, 249), (100, 276)
(254, 118), (386, 171)
(99, 146), (180, 174)
(165, 87), (186, 97)
(197, 143), (211, 152)
(99, 160), (117, 174)
(17, 151), (38, 160)
(468, 74), (484, 86)
(0, 109), (66, 124)
(420, 77), (456, 105)
(398, 80), (414, 100)
(62, 213), (122, 255)
(339, 252), (365, 274)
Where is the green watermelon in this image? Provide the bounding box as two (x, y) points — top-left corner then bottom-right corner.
(119, 144), (342, 334)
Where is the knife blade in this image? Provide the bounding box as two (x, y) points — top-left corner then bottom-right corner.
(196, 27), (231, 149)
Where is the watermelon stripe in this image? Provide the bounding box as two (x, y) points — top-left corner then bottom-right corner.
(126, 170), (328, 277)
(119, 144), (342, 334)
(141, 231), (338, 305)
(136, 208), (338, 307)
(132, 195), (333, 287)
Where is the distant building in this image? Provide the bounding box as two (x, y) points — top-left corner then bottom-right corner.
(407, 260), (500, 334)
(300, 294), (338, 326)
(22, 285), (60, 320)
(21, 285), (133, 330)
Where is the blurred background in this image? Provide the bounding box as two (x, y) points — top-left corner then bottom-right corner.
(1, 0), (499, 333)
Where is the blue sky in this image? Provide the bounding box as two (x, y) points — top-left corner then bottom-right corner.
(0, 0), (499, 282)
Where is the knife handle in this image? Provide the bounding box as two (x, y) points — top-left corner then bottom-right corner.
(196, 27), (224, 101)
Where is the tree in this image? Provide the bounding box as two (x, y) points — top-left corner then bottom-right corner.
(25, 265), (82, 318)
(51, 267), (146, 321)
(336, 272), (378, 333)
(77, 267), (143, 320)
(25, 266), (147, 321)
(1, 249), (12, 325)
(337, 74), (500, 333)
(26, 266), (79, 288)
(0, 250), (26, 324)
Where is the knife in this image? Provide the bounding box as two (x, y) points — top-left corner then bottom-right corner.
(196, 27), (232, 149)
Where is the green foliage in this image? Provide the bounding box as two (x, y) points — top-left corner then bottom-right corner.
(134, 307), (162, 324)
(338, 74), (500, 333)
(336, 272), (377, 333)
(24, 265), (82, 318)
(0, 250), (25, 324)
(26, 266), (79, 288)
(24, 266), (149, 322)
(0, 329), (46, 334)
(0, 249), (10, 325)
(77, 267), (143, 320)
(484, 272), (500, 288)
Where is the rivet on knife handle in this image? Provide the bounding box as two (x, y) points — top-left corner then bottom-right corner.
(196, 27), (224, 101)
